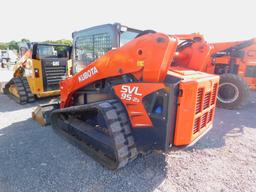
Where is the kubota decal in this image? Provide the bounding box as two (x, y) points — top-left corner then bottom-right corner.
(78, 66), (98, 82)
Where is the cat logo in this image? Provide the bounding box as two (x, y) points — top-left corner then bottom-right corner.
(52, 61), (60, 66)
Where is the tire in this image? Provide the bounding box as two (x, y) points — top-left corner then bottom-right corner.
(217, 74), (250, 109)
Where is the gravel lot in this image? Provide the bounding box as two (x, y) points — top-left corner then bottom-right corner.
(0, 68), (255, 192)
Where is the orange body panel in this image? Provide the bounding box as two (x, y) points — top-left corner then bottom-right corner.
(60, 33), (178, 108)
(173, 34), (214, 74)
(113, 83), (165, 127)
(169, 67), (219, 146)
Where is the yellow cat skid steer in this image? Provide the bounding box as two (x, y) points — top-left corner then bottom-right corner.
(3, 43), (71, 104)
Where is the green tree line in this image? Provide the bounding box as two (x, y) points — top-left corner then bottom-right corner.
(0, 39), (72, 50)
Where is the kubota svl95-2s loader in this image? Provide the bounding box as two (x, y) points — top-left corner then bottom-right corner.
(33, 32), (219, 169)
(3, 43), (71, 104)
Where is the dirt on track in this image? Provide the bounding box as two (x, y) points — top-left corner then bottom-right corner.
(0, 68), (255, 192)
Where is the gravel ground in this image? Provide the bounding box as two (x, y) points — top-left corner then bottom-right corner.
(0, 68), (255, 192)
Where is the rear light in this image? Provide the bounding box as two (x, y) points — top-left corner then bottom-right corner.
(34, 68), (40, 77)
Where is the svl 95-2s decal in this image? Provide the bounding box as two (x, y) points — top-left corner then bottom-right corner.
(120, 85), (142, 102)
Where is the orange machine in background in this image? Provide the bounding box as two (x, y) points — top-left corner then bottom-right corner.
(210, 39), (256, 90)
(173, 33), (256, 109)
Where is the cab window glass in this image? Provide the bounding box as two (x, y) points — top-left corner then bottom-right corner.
(75, 33), (112, 65)
(36, 45), (70, 59)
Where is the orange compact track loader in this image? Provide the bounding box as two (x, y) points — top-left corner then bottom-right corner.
(173, 34), (256, 109)
(33, 30), (219, 169)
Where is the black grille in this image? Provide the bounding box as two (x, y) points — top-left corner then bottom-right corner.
(41, 58), (67, 91)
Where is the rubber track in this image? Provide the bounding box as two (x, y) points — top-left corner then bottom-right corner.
(101, 100), (138, 168)
(20, 77), (35, 103)
(4, 77), (35, 104)
(51, 100), (138, 169)
(109, 100), (138, 161)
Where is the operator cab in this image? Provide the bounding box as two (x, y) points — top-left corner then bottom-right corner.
(72, 23), (142, 74)
(31, 43), (71, 60)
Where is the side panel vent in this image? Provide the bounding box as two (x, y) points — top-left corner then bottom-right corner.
(211, 83), (218, 105)
(193, 117), (200, 134)
(196, 88), (203, 114)
(203, 92), (211, 109)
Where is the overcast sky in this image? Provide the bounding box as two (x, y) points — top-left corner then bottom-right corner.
(0, 0), (255, 43)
